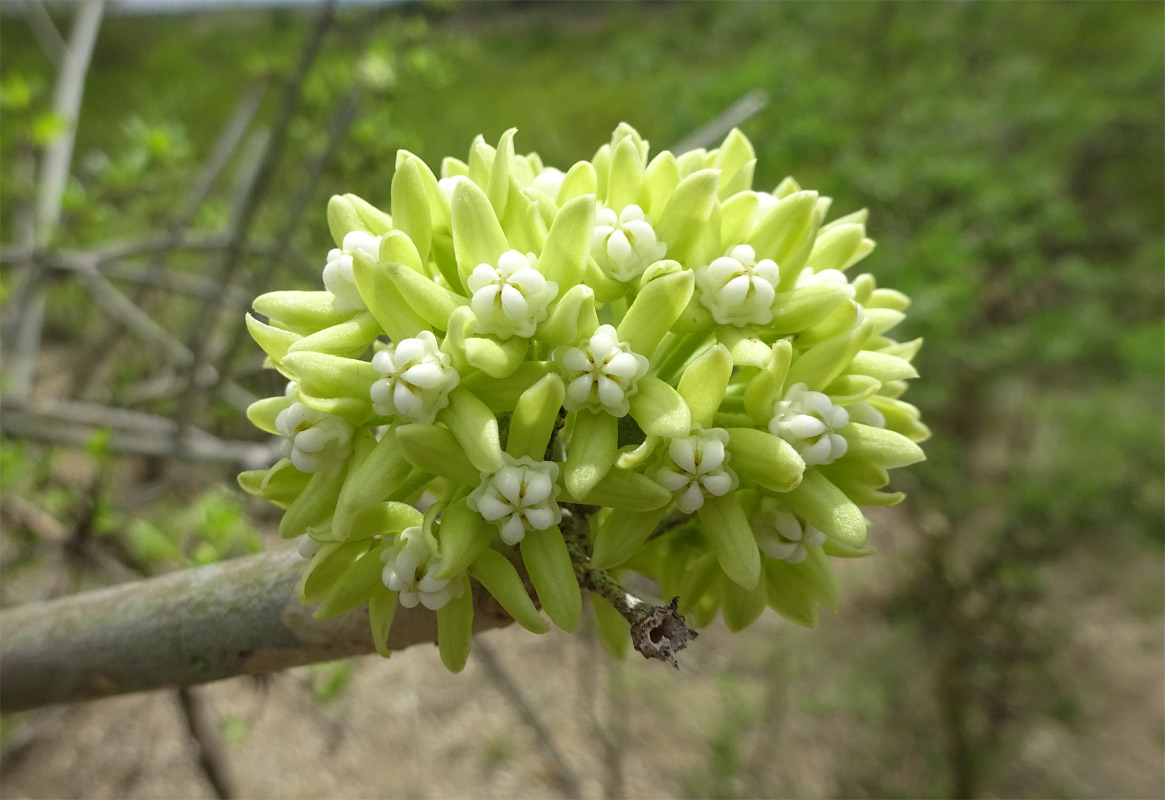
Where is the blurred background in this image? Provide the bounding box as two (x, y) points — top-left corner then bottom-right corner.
(0, 1), (1161, 797)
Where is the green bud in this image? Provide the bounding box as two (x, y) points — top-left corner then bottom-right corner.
(617, 267), (694, 356)
(469, 548), (550, 634)
(432, 498), (495, 580)
(436, 576), (474, 672)
(782, 469), (868, 548)
(696, 493), (760, 590)
(564, 410), (618, 499)
(521, 525), (581, 632)
(253, 291), (355, 334)
(507, 373), (565, 461)
(677, 343), (733, 428)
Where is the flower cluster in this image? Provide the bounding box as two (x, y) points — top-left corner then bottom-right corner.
(240, 124), (929, 670)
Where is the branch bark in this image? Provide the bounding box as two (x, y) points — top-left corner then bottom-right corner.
(0, 547), (515, 713)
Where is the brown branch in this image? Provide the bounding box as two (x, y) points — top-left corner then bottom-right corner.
(0, 547), (516, 713)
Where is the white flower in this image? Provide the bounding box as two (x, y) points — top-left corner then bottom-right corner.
(553, 324), (649, 417)
(296, 534), (322, 560)
(275, 401), (354, 474)
(370, 331), (459, 424)
(531, 167), (565, 200)
(751, 498), (826, 564)
(769, 382), (849, 466)
(695, 244), (781, 326)
(467, 453), (562, 545)
(323, 230), (381, 312)
(653, 427), (738, 514)
(380, 526), (462, 610)
(591, 204), (667, 282)
(467, 250), (558, 340)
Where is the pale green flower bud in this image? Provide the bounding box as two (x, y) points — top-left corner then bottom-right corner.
(370, 331), (459, 423)
(275, 401), (354, 474)
(695, 244), (781, 326)
(553, 324), (649, 417)
(769, 382), (850, 466)
(591, 204), (668, 282)
(467, 249), (557, 339)
(751, 498), (826, 564)
(323, 230), (381, 312)
(653, 426), (739, 514)
(381, 525), (463, 610)
(467, 453), (562, 545)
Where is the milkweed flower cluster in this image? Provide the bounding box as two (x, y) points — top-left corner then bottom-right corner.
(240, 124), (929, 671)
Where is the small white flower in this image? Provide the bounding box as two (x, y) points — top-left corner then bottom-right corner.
(275, 401), (354, 474)
(531, 167), (565, 200)
(296, 534), (322, 560)
(751, 498), (826, 564)
(553, 324), (649, 417)
(380, 526), (462, 610)
(653, 427), (738, 514)
(467, 249), (558, 340)
(591, 204), (667, 282)
(370, 331), (460, 424)
(769, 382), (849, 466)
(323, 230), (381, 312)
(467, 453), (562, 545)
(695, 244), (781, 327)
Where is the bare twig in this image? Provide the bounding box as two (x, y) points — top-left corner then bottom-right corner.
(175, 687), (237, 800)
(669, 88), (770, 154)
(0, 547), (517, 712)
(5, 0), (106, 399)
(0, 403), (276, 468)
(175, 0), (337, 434)
(22, 0), (66, 66)
(473, 639), (584, 800)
